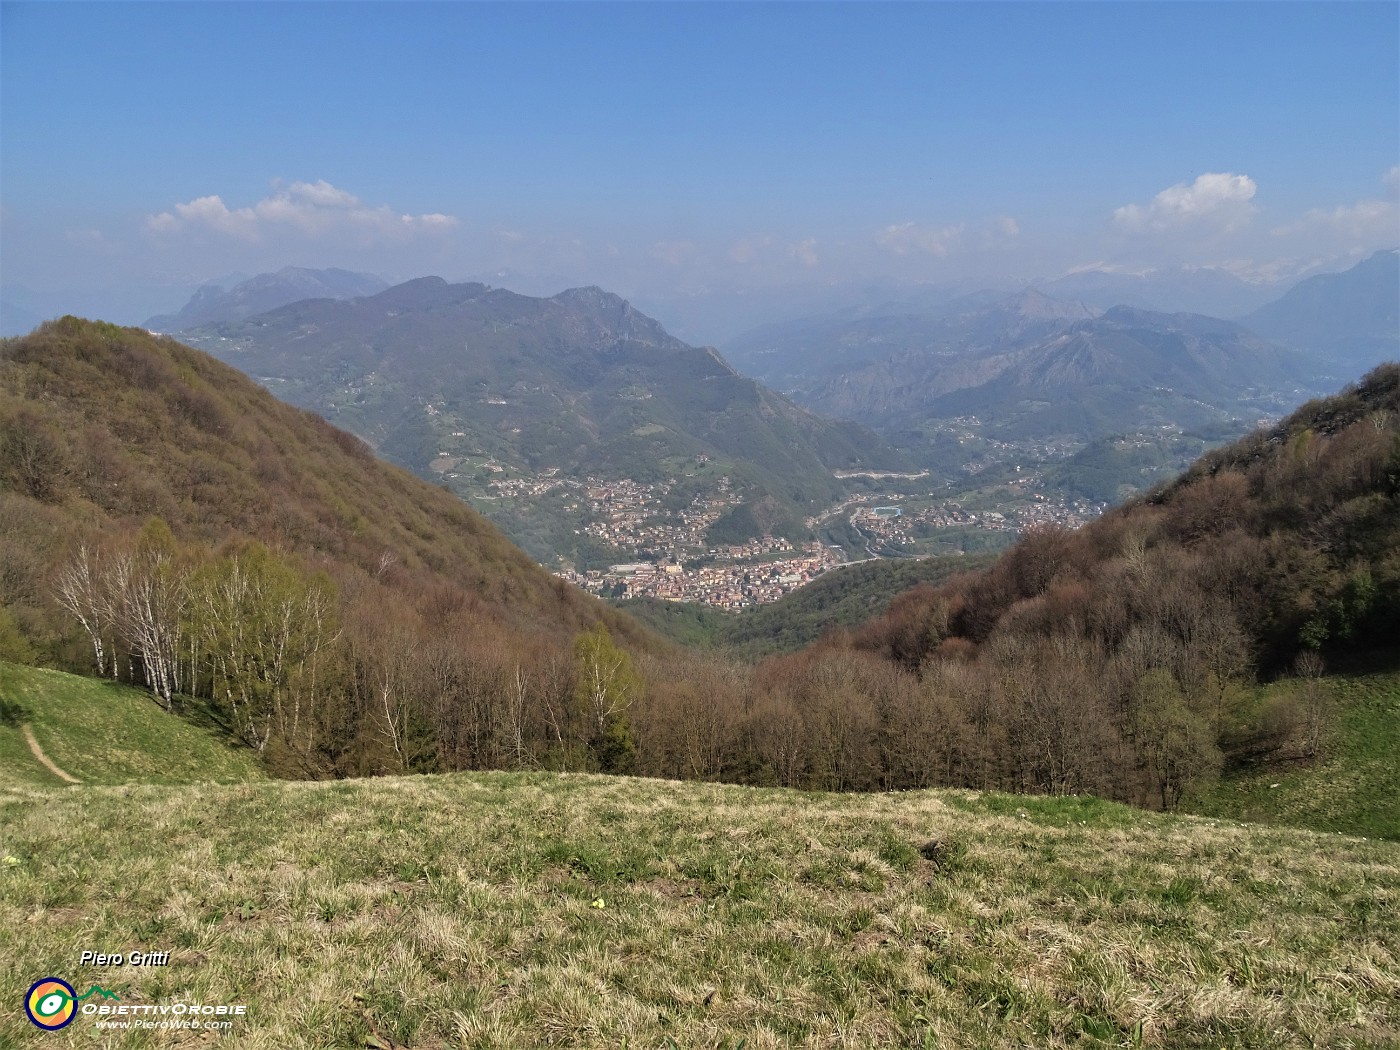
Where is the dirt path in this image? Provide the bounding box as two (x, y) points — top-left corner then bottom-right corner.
(22, 725), (81, 784)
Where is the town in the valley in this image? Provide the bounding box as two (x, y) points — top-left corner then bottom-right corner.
(459, 466), (1106, 609)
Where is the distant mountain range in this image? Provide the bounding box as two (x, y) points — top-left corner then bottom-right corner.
(144, 266), (388, 331)
(841, 305), (1296, 430)
(728, 286), (1314, 442)
(146, 252), (1394, 528)
(1040, 263), (1291, 318)
(1241, 249), (1399, 377)
(633, 262), (1298, 348)
(722, 248), (1400, 459)
(725, 289), (1102, 392)
(180, 278), (898, 557)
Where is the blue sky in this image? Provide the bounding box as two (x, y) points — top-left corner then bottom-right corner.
(2, 2), (1397, 334)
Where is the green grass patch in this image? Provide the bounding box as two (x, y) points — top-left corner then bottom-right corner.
(0, 661), (263, 788)
(1184, 671), (1400, 840)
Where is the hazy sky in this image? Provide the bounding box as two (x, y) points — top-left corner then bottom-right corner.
(2, 1), (1397, 328)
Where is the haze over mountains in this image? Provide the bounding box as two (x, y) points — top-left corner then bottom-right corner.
(124, 249), (1396, 568)
(144, 266), (388, 332)
(1039, 262), (1294, 319)
(723, 253), (1399, 471)
(174, 277), (897, 563)
(725, 288), (1105, 393)
(1242, 248), (1400, 376)
(788, 304), (1305, 437)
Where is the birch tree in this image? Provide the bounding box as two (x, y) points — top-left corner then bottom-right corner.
(572, 624), (640, 772)
(55, 543), (117, 678)
(188, 544), (338, 751)
(109, 521), (188, 709)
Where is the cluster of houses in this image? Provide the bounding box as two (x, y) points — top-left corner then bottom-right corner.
(487, 470), (569, 499)
(577, 480), (743, 552)
(852, 494), (1104, 545)
(556, 541), (839, 608)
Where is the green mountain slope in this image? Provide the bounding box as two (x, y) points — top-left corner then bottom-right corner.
(1184, 668), (1400, 840)
(0, 661), (263, 788)
(180, 278), (899, 557)
(2, 770), (1396, 1048)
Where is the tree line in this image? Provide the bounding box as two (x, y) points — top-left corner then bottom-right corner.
(5, 320), (1397, 811)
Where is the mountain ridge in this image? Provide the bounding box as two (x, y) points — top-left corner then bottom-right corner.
(1241, 249), (1399, 375)
(180, 277), (902, 562)
(145, 266), (388, 331)
(792, 303), (1308, 439)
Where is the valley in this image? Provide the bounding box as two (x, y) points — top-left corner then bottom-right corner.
(455, 460), (1100, 607)
(3, 6), (1396, 1047)
(263, 264), (1363, 607)
(167, 276), (1304, 610)
(176, 279), (909, 598)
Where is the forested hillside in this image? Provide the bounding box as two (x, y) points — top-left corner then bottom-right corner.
(758, 364), (1399, 805)
(0, 318), (670, 776)
(3, 321), (1395, 819)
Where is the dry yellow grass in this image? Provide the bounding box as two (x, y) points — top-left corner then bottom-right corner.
(2, 772), (1397, 1048)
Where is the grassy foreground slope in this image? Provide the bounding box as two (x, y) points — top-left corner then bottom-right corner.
(0, 662), (262, 790)
(3, 772), (1397, 1049)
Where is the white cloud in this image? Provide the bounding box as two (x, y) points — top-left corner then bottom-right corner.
(1113, 172), (1257, 234)
(1272, 171), (1400, 247)
(282, 178), (359, 209)
(1273, 198), (1398, 242)
(787, 238), (819, 268)
(875, 221), (964, 257)
(145, 212), (180, 234)
(146, 180), (459, 243)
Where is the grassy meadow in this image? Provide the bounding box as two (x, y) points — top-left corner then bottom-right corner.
(3, 773), (1398, 1048)
(0, 662), (263, 790)
(2, 662), (1398, 1048)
